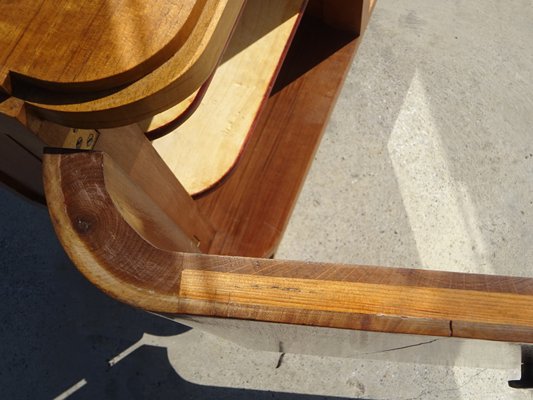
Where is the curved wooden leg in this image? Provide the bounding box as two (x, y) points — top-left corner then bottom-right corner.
(43, 150), (533, 345)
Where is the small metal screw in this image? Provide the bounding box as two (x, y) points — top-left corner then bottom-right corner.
(87, 133), (95, 147)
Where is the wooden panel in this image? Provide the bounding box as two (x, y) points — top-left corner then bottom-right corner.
(42, 151), (533, 344)
(93, 125), (215, 253)
(0, 134), (43, 201)
(152, 0), (306, 195)
(0, 0), (198, 91)
(196, 13), (364, 256)
(11, 0), (245, 128)
(0, 97), (45, 201)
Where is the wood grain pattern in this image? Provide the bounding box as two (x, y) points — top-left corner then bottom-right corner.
(196, 12), (365, 256)
(180, 270), (533, 328)
(139, 87), (201, 136)
(93, 125), (215, 253)
(152, 0), (306, 195)
(43, 151), (187, 311)
(0, 0), (198, 91)
(42, 150), (533, 344)
(11, 0), (245, 128)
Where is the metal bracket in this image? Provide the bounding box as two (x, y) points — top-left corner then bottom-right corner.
(509, 346), (533, 389)
(63, 128), (99, 150)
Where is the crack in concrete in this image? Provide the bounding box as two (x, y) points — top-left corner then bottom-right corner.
(361, 338), (439, 355)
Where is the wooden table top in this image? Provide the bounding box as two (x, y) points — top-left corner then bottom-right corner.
(0, 0), (200, 92)
(0, 0), (244, 128)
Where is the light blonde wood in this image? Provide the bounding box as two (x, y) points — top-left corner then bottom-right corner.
(42, 150), (533, 344)
(34, 124), (99, 150)
(139, 88), (200, 134)
(195, 8), (371, 256)
(153, 0), (306, 195)
(180, 270), (533, 328)
(9, 0), (245, 128)
(93, 125), (215, 252)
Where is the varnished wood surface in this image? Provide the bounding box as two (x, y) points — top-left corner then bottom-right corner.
(43, 150), (533, 344)
(196, 13), (365, 256)
(0, 0), (198, 91)
(180, 270), (533, 328)
(152, 0), (306, 195)
(9, 0), (245, 128)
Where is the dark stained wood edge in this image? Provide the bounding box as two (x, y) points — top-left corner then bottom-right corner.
(0, 97), (44, 158)
(143, 72), (214, 140)
(43, 151), (533, 344)
(0, 170), (45, 204)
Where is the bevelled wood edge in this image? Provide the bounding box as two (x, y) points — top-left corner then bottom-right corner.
(43, 151), (533, 344)
(3, 0), (204, 93)
(21, 0), (245, 128)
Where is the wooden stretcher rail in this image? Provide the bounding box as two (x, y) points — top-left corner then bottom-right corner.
(195, 3), (375, 257)
(43, 150), (533, 345)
